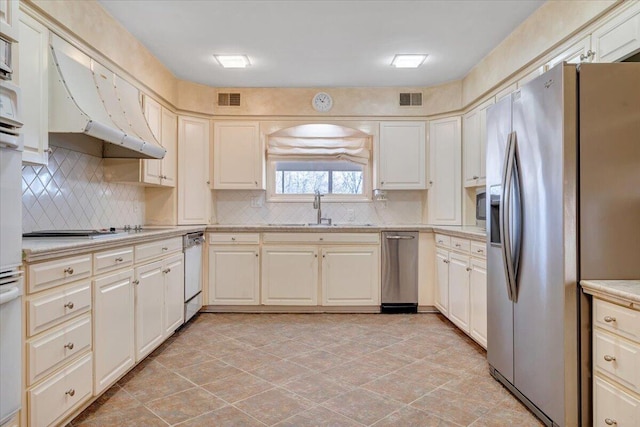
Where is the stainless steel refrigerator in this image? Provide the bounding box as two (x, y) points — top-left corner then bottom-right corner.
(486, 62), (640, 427)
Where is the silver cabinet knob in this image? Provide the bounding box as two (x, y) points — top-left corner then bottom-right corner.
(133, 279), (140, 285)
(254, 181), (258, 185)
(64, 342), (74, 350)
(45, 148), (53, 154)
(443, 259), (450, 264)
(603, 355), (616, 362)
(472, 175), (479, 179)
(231, 237), (236, 241)
(65, 389), (75, 397)
(115, 257), (123, 262)
(314, 254), (318, 258)
(455, 243), (461, 247)
(64, 301), (74, 309)
(64, 267), (74, 275)
(319, 237), (324, 241)
(255, 253), (259, 257)
(466, 267), (472, 271)
(476, 249), (484, 253)
(162, 247), (168, 251)
(438, 240), (443, 244)
(605, 419), (617, 425)
(163, 268), (171, 274)
(604, 316), (616, 323)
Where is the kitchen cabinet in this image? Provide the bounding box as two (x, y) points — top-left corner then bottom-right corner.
(448, 251), (470, 333)
(93, 269), (135, 394)
(134, 260), (164, 361)
(261, 246), (319, 305)
(163, 253), (184, 336)
(0, 0), (19, 41)
(428, 117), (462, 225)
(321, 246), (379, 306)
(213, 121), (263, 189)
(593, 2), (640, 63)
(434, 247), (449, 316)
(208, 245), (260, 305)
(469, 257), (487, 347)
(18, 12), (49, 165)
(178, 115), (212, 224)
(547, 35), (594, 68)
(463, 99), (493, 187)
(378, 121), (426, 189)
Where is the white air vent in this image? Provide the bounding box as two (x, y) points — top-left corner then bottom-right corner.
(218, 93), (241, 106)
(399, 92), (422, 106)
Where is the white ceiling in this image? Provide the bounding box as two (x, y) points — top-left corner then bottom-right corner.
(97, 0), (544, 88)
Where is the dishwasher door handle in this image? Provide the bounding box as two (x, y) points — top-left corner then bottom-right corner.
(385, 235), (415, 240)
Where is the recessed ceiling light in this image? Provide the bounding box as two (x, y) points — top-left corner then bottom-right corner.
(391, 54), (428, 68)
(214, 55), (251, 68)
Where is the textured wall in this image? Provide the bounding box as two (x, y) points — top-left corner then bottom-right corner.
(22, 146), (145, 233)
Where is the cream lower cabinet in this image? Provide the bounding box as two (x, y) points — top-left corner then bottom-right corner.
(434, 248), (450, 316)
(163, 253), (185, 336)
(321, 246), (380, 306)
(134, 260), (165, 361)
(208, 246), (260, 305)
(261, 246), (319, 305)
(93, 269), (135, 394)
(469, 257), (487, 347)
(448, 251), (471, 333)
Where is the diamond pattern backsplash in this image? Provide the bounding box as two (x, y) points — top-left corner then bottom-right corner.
(214, 190), (423, 224)
(21, 146), (145, 233)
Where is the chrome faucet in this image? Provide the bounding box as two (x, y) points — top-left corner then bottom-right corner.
(313, 190), (331, 225)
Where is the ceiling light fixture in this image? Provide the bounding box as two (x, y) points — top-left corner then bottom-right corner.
(391, 54), (428, 68)
(214, 54), (251, 68)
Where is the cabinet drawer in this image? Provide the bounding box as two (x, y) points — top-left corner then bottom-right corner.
(93, 246), (134, 275)
(135, 237), (182, 263)
(594, 298), (640, 343)
(450, 237), (470, 253)
(28, 353), (93, 427)
(594, 376), (640, 427)
(435, 234), (450, 247)
(27, 255), (92, 294)
(594, 329), (640, 394)
(262, 232), (380, 245)
(470, 241), (487, 258)
(209, 233), (260, 245)
(27, 314), (92, 386)
(27, 281), (92, 337)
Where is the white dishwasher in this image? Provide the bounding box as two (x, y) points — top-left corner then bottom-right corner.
(183, 232), (204, 323)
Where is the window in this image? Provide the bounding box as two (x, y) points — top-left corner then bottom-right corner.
(274, 161), (364, 195)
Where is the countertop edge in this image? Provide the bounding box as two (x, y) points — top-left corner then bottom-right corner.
(580, 280), (640, 306)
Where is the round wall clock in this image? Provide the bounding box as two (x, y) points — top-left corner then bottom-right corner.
(312, 92), (333, 112)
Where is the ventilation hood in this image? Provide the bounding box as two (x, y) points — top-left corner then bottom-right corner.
(48, 34), (166, 159)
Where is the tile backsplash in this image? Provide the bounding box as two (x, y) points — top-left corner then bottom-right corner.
(21, 146), (145, 233)
(214, 190), (423, 225)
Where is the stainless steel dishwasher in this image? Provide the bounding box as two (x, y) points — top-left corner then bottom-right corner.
(381, 231), (418, 313)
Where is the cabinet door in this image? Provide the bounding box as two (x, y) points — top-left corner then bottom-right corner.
(448, 252), (470, 333)
(134, 261), (164, 361)
(463, 99), (493, 187)
(321, 246), (380, 306)
(469, 257), (487, 349)
(0, 0), (18, 42)
(208, 246), (260, 305)
(378, 122), (426, 189)
(142, 96), (162, 185)
(163, 253), (184, 336)
(161, 108), (177, 187)
(178, 116), (211, 224)
(593, 3), (640, 63)
(18, 13), (49, 165)
(428, 117), (462, 225)
(94, 270), (135, 394)
(594, 376), (640, 427)
(213, 121), (262, 189)
(435, 248), (449, 315)
(261, 246), (318, 305)
(546, 35), (593, 68)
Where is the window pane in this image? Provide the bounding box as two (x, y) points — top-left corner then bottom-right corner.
(279, 171), (329, 194)
(332, 171), (363, 194)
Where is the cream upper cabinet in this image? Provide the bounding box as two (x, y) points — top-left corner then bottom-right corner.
(593, 2), (640, 63)
(435, 248), (449, 316)
(178, 115), (211, 224)
(321, 246), (380, 306)
(428, 116), (462, 225)
(18, 13), (49, 165)
(261, 246), (319, 305)
(93, 269), (135, 394)
(547, 35), (593, 69)
(0, 0), (19, 41)
(160, 108), (177, 187)
(463, 99), (494, 187)
(208, 246), (260, 305)
(213, 121), (263, 189)
(141, 96), (177, 187)
(134, 260), (164, 361)
(163, 253), (184, 336)
(469, 257), (487, 348)
(378, 121), (427, 190)
(141, 96), (163, 185)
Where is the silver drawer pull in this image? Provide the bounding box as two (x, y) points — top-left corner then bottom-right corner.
(162, 247), (168, 251)
(604, 316), (616, 323)
(443, 259), (450, 264)
(65, 389), (75, 397)
(64, 267), (74, 275)
(64, 342), (74, 350)
(476, 249), (484, 253)
(115, 257), (123, 262)
(603, 355), (616, 362)
(472, 175), (479, 179)
(466, 267), (471, 271)
(163, 268), (171, 274)
(64, 301), (74, 309)
(231, 237), (236, 241)
(455, 243), (461, 247)
(605, 419), (617, 425)
(438, 240), (443, 244)
(386, 235), (415, 240)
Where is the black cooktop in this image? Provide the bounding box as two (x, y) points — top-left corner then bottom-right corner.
(23, 229), (118, 238)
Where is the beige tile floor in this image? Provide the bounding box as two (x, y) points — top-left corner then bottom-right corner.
(70, 313), (544, 426)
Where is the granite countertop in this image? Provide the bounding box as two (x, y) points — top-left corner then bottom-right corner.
(581, 280), (640, 305)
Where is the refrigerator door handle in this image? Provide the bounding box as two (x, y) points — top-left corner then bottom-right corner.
(501, 132), (519, 302)
(510, 133), (523, 301)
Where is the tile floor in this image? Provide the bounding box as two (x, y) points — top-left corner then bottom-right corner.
(70, 313), (543, 426)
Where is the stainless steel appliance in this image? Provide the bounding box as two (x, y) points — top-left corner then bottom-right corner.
(475, 188), (486, 229)
(183, 232), (204, 323)
(486, 62), (640, 427)
(381, 231), (418, 313)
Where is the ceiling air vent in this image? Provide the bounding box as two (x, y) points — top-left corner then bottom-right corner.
(399, 92), (422, 106)
(218, 93), (241, 106)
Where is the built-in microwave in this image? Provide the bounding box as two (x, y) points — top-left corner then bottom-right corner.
(0, 37), (12, 80)
(475, 188), (486, 229)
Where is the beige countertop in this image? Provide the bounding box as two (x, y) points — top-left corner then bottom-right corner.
(21, 224), (487, 262)
(581, 280), (640, 306)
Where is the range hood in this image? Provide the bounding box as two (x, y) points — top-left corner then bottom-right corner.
(48, 34), (166, 159)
